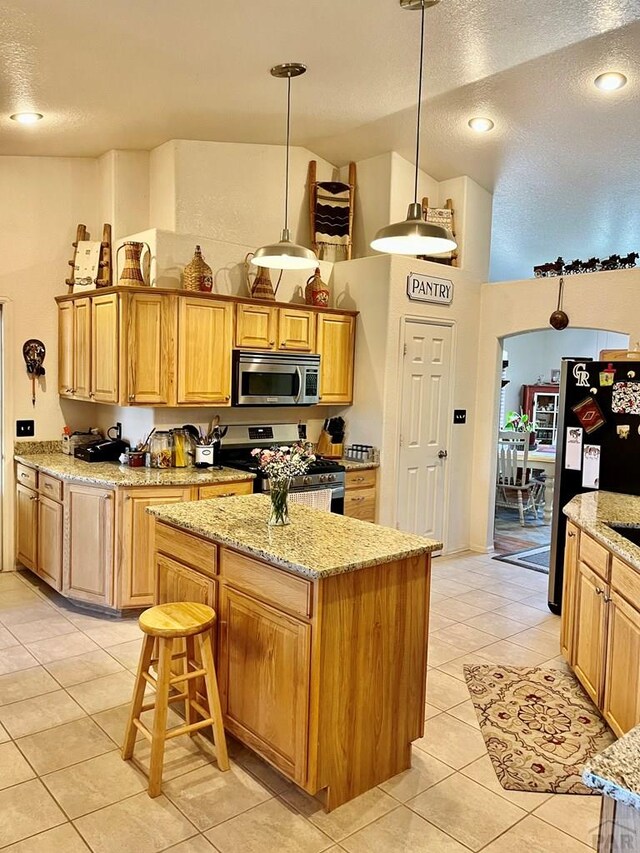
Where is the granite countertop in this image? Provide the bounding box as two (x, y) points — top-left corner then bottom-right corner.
(564, 491), (640, 573)
(14, 453), (255, 488)
(148, 493), (441, 579)
(583, 724), (640, 810)
(340, 459), (380, 472)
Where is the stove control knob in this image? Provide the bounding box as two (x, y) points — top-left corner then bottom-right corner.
(327, 474), (335, 482)
(303, 476), (312, 485)
(319, 474), (327, 483)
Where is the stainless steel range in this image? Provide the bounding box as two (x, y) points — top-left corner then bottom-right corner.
(218, 423), (345, 514)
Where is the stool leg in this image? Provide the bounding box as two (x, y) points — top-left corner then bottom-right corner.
(184, 636), (197, 737)
(197, 629), (229, 771)
(122, 633), (155, 761)
(148, 637), (173, 797)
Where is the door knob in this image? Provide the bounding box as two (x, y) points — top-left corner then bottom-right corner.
(438, 450), (448, 459)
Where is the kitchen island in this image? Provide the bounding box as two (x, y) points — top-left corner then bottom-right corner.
(149, 494), (440, 810)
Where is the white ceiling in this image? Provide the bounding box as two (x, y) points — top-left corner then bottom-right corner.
(2, 0), (639, 281)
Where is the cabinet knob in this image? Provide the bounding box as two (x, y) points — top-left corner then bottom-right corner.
(603, 594), (612, 604)
(128, 394), (135, 401)
(89, 392), (95, 398)
(568, 531), (575, 538)
(595, 586), (604, 596)
(225, 395), (230, 401)
(352, 496), (365, 502)
(29, 495), (39, 502)
(269, 341), (275, 346)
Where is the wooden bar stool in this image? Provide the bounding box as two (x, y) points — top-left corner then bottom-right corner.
(122, 602), (229, 797)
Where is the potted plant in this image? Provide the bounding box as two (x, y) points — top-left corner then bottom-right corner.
(502, 409), (537, 449)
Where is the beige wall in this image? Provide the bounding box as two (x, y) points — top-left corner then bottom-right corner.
(470, 269), (640, 551)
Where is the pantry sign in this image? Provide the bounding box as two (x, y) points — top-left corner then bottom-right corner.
(406, 272), (454, 305)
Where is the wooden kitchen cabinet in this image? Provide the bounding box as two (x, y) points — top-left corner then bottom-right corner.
(37, 495), (63, 591)
(235, 302), (277, 350)
(177, 296), (233, 405)
(58, 298), (91, 400)
(573, 561), (608, 705)
(344, 468), (378, 523)
(16, 483), (37, 570)
(66, 483), (115, 606)
(218, 585), (311, 784)
(124, 292), (175, 405)
(91, 293), (119, 403)
(118, 487), (193, 608)
(198, 481), (253, 500)
(603, 590), (640, 736)
(560, 521), (579, 662)
(277, 307), (315, 352)
(316, 312), (356, 404)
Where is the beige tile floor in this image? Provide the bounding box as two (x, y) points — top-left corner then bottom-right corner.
(0, 555), (603, 852)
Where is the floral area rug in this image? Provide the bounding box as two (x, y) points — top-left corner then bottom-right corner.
(464, 664), (615, 794)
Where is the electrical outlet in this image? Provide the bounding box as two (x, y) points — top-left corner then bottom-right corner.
(16, 420), (35, 437)
(453, 410), (467, 424)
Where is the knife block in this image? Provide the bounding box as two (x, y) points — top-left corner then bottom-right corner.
(316, 431), (343, 459)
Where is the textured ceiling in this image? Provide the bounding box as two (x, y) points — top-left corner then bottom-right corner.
(1, 0), (639, 280)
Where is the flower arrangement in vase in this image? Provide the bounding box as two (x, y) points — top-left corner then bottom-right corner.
(251, 443), (316, 526)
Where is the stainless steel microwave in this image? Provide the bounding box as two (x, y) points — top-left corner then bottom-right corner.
(232, 351), (320, 406)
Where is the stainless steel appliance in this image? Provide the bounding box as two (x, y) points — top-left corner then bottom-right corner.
(232, 351), (320, 407)
(218, 423), (345, 513)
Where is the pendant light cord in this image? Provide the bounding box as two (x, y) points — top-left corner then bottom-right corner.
(284, 74), (292, 233)
(413, 0), (426, 205)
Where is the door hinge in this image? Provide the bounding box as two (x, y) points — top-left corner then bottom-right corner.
(399, 434), (403, 447)
(403, 343), (407, 357)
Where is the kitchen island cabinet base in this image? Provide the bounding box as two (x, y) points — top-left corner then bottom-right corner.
(154, 520), (431, 811)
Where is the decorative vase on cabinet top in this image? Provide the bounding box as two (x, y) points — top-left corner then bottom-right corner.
(183, 245), (213, 292)
(305, 268), (329, 307)
(117, 242), (150, 287)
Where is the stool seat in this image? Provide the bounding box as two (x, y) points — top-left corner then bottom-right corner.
(139, 602), (216, 639)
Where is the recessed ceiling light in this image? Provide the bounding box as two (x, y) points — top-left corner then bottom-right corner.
(594, 72), (627, 92)
(10, 112), (44, 124)
(468, 116), (494, 133)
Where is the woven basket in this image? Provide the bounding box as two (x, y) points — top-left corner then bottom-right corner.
(183, 245), (213, 292)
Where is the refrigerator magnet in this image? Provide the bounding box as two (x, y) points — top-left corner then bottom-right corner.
(582, 445), (601, 489)
(599, 364), (616, 387)
(572, 396), (606, 434)
(565, 427), (583, 469)
(617, 425), (631, 440)
(611, 381), (640, 415)
(572, 362), (590, 387)
(628, 371), (636, 379)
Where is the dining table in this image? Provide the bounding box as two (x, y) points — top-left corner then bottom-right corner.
(518, 448), (557, 524)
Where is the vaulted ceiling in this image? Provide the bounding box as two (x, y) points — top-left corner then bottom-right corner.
(2, 0), (639, 280)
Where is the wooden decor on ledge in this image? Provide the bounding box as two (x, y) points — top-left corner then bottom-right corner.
(308, 161), (356, 261)
(65, 223), (113, 293)
(419, 198), (458, 266)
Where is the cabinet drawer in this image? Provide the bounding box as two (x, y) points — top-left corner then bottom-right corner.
(611, 556), (640, 607)
(16, 463), (37, 490)
(198, 481), (253, 500)
(344, 487), (377, 522)
(345, 468), (377, 490)
(221, 549), (312, 618)
(579, 532), (610, 580)
(155, 522), (217, 578)
(39, 473), (63, 503)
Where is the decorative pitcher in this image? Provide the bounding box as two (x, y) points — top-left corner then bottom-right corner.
(117, 241), (151, 287)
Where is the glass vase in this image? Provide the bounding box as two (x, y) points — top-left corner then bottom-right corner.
(269, 478), (291, 526)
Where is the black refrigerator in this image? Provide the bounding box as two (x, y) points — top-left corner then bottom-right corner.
(548, 358), (640, 613)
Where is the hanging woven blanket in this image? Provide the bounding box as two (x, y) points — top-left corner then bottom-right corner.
(314, 181), (351, 259)
(422, 206), (455, 260)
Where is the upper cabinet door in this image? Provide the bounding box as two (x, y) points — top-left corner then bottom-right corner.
(235, 303), (277, 350)
(73, 298), (92, 401)
(177, 297), (233, 405)
(316, 313), (356, 405)
(91, 293), (119, 403)
(126, 293), (174, 405)
(58, 302), (75, 397)
(277, 308), (316, 352)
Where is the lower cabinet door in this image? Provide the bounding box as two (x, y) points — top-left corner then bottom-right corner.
(344, 487), (377, 522)
(16, 484), (37, 570)
(218, 586), (310, 784)
(603, 591), (640, 736)
(66, 484), (115, 606)
(573, 561), (608, 705)
(119, 488), (193, 608)
(560, 522), (579, 663)
(156, 554), (217, 702)
(37, 495), (63, 591)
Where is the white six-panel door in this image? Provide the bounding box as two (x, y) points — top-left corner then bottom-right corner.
(397, 320), (453, 544)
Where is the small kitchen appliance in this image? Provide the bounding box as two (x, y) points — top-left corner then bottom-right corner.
(74, 438), (128, 463)
(232, 351), (320, 406)
(218, 423), (345, 513)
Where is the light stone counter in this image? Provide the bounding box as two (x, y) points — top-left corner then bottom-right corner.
(339, 459), (380, 472)
(564, 491), (640, 573)
(583, 724), (640, 810)
(148, 493), (440, 579)
(15, 453), (255, 488)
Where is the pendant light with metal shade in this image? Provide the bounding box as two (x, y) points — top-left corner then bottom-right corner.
(252, 63), (318, 270)
(370, 0), (457, 257)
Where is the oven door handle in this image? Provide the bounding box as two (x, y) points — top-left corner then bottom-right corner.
(293, 366), (303, 403)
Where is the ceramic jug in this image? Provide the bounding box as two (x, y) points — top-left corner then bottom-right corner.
(117, 241), (151, 287)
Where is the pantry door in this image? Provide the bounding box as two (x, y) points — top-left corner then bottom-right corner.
(397, 320), (453, 545)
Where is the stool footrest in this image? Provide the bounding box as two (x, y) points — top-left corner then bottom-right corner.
(190, 698), (211, 720)
(133, 718), (153, 742)
(143, 671), (157, 688)
(166, 717), (214, 740)
(169, 667), (206, 686)
(150, 650), (187, 666)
